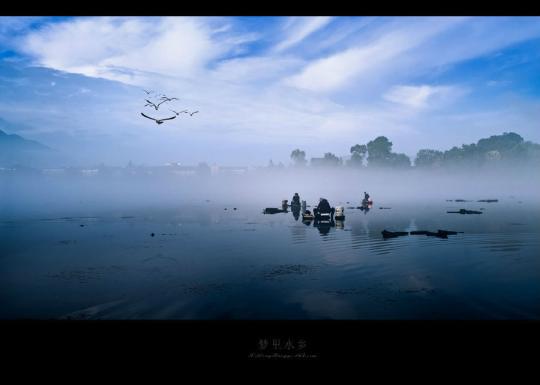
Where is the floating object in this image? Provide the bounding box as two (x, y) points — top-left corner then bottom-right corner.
(382, 230), (408, 238)
(454, 199), (471, 202)
(425, 231), (447, 238)
(151, 233), (155, 237)
(347, 206), (356, 210)
(478, 199), (498, 203)
(79, 224), (85, 227)
(224, 208), (227, 210)
(447, 209), (482, 214)
(379, 207), (391, 210)
(346, 201), (350, 204)
(437, 229), (463, 235)
(233, 208), (237, 210)
(264, 208), (287, 214)
(302, 210), (314, 220)
(406, 229), (464, 238)
(335, 206), (345, 220)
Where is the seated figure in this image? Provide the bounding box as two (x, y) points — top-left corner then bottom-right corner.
(313, 198), (335, 219)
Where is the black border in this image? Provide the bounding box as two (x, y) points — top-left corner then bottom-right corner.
(3, 320), (539, 364)
(2, 2), (540, 17)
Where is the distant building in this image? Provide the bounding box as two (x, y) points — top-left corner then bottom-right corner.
(218, 166), (249, 175)
(42, 168), (65, 175)
(81, 169), (99, 176)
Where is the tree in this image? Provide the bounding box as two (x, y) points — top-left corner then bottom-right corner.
(366, 136), (393, 167)
(415, 149), (444, 168)
(388, 153), (411, 168)
(323, 152), (342, 167)
(290, 149), (307, 167)
(349, 144), (367, 167)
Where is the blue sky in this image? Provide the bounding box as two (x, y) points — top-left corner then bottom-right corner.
(0, 16), (539, 166)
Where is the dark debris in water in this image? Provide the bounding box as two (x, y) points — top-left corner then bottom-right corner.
(46, 265), (126, 283)
(181, 283), (228, 295)
(59, 240), (76, 245)
(399, 288), (436, 294)
(264, 264), (318, 279)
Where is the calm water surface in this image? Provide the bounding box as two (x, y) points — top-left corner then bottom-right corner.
(1, 198), (539, 319)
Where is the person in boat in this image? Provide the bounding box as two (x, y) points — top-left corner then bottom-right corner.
(364, 192), (370, 201)
(314, 198), (335, 218)
(291, 193), (301, 207)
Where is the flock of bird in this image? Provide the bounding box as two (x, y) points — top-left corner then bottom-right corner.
(140, 89), (198, 125)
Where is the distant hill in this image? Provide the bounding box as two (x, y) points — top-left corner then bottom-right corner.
(0, 120), (67, 167)
(0, 129), (50, 152)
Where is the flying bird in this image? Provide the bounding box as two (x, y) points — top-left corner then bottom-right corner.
(170, 109), (188, 115)
(140, 112), (176, 125)
(144, 99), (170, 111)
(143, 89), (154, 95)
(189, 111), (199, 116)
(160, 96), (179, 102)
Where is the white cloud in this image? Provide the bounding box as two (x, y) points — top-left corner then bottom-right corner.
(21, 17), (244, 82)
(383, 84), (467, 109)
(274, 17), (333, 52)
(284, 17), (467, 93)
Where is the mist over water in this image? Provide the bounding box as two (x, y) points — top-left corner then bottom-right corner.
(3, 166), (539, 217)
(1, 167), (539, 320)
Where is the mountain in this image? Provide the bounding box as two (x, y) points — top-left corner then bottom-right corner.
(0, 129), (50, 152)
(0, 120), (66, 167)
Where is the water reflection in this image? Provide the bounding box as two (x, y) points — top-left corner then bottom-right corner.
(291, 205), (301, 221)
(313, 218), (335, 236)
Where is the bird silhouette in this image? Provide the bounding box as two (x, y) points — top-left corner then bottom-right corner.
(144, 99), (170, 111)
(140, 112), (176, 124)
(143, 89), (154, 95)
(170, 109), (188, 115)
(189, 111), (199, 116)
(160, 96), (179, 102)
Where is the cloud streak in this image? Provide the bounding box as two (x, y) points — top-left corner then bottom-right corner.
(0, 16), (539, 165)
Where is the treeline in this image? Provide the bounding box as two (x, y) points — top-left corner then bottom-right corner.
(288, 132), (540, 169)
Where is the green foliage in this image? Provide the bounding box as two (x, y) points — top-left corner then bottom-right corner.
(417, 132), (537, 168)
(415, 149), (444, 168)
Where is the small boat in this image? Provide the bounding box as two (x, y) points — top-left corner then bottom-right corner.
(334, 206), (345, 220)
(314, 211), (333, 222)
(358, 199), (373, 210)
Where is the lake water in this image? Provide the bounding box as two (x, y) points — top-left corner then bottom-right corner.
(2, 193), (539, 319)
